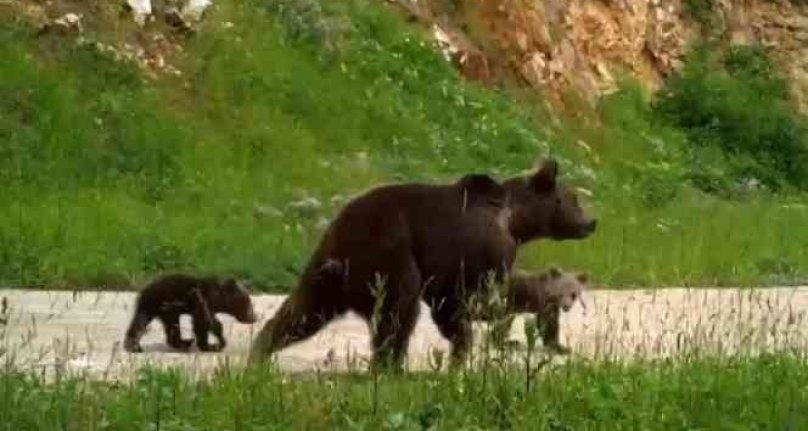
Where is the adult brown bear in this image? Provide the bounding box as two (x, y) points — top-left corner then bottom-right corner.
(250, 159), (596, 369)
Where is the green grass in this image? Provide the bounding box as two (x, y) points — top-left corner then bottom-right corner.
(1, 354), (807, 430)
(521, 192), (808, 287)
(0, 0), (806, 290)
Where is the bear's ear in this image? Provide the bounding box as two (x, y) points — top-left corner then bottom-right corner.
(576, 272), (589, 284)
(548, 266), (562, 278)
(530, 158), (558, 192)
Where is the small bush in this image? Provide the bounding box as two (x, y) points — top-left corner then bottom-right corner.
(266, 0), (350, 58)
(631, 161), (686, 209)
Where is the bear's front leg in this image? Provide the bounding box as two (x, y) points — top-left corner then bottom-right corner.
(190, 289), (224, 352)
(431, 302), (473, 369)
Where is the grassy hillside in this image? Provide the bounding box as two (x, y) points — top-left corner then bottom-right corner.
(1, 0), (806, 290)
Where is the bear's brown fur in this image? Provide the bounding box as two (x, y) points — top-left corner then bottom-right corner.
(250, 159), (596, 369)
(124, 274), (257, 353)
(475, 267), (588, 354)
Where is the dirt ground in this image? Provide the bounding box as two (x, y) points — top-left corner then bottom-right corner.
(1, 287), (807, 379)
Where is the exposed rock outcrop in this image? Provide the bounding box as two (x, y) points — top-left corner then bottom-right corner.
(395, 0), (808, 110)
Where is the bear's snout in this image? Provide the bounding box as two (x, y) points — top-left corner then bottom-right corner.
(569, 218), (597, 239)
(584, 219), (598, 234)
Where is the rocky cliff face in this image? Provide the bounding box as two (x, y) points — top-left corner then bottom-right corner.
(398, 0), (808, 110)
(726, 0), (808, 112)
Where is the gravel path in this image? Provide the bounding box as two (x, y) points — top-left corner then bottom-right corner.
(1, 287), (807, 379)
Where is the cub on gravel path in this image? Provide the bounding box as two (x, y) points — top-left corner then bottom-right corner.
(123, 274), (257, 353)
(474, 267), (588, 354)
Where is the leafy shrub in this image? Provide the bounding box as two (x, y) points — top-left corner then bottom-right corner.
(654, 44), (808, 192)
(683, 0), (716, 27)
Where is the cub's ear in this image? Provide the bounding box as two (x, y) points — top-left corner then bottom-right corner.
(530, 158), (559, 192)
(576, 272), (589, 284)
(548, 266), (562, 278)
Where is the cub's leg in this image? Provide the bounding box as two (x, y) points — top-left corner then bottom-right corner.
(160, 313), (193, 351)
(537, 307), (569, 355)
(190, 289), (224, 352)
(192, 316), (224, 352)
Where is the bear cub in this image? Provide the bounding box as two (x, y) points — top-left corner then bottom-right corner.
(123, 274), (257, 353)
(475, 267), (588, 354)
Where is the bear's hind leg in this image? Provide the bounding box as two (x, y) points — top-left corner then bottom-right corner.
(369, 293), (420, 372)
(363, 256), (422, 372)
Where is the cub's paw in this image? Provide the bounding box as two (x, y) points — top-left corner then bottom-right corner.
(198, 343), (225, 353)
(170, 339), (194, 351)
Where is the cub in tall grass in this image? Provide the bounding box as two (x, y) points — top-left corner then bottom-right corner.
(124, 274), (257, 353)
(474, 267), (588, 354)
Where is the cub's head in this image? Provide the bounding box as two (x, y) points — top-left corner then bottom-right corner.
(220, 278), (257, 324)
(506, 159), (597, 242)
(541, 267), (588, 312)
